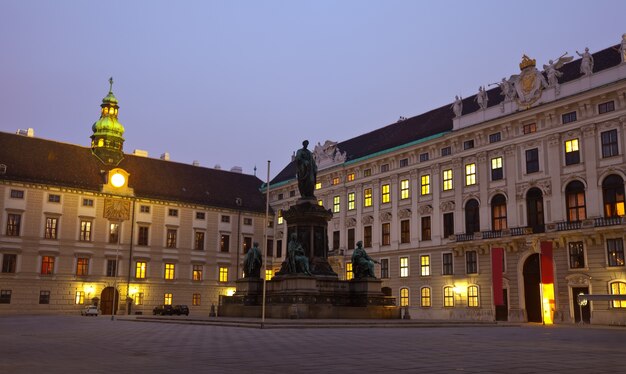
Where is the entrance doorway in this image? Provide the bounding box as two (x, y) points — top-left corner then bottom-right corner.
(100, 287), (120, 315)
(495, 289), (508, 321)
(572, 287), (591, 323)
(523, 254), (542, 322)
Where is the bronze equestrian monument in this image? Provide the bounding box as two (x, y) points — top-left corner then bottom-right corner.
(220, 141), (398, 319)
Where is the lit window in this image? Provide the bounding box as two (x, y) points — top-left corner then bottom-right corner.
(79, 220), (92, 242)
(265, 269), (273, 280)
(192, 293), (201, 306)
(277, 210), (283, 225)
(442, 169), (453, 191)
(45, 217), (58, 239)
(400, 257), (409, 277)
(468, 285), (479, 307)
(443, 286), (454, 307)
(164, 263), (175, 280)
(523, 123), (537, 134)
(193, 265), (203, 281)
(168, 209), (178, 217)
(333, 196), (340, 213)
(135, 261), (147, 279)
(565, 139), (580, 165)
(347, 173), (355, 182)
(465, 163), (476, 186)
(421, 175), (430, 195)
(610, 281), (626, 308)
(400, 179), (409, 199)
(400, 288), (409, 307)
(315, 182), (322, 190)
(492, 194), (507, 230)
(134, 292), (144, 305)
(219, 267), (229, 282)
(491, 157), (503, 181)
(364, 188), (372, 207)
(420, 287), (431, 307)
(348, 192), (355, 210)
(332, 177), (340, 185)
(381, 184), (390, 203)
(420, 255), (430, 276)
(602, 175), (625, 217)
(318, 200), (323, 206)
(607, 238), (625, 267)
(164, 293), (173, 306)
(76, 258), (89, 276)
(346, 262), (353, 280)
(75, 291), (84, 305)
(566, 181), (586, 222)
(41, 256), (55, 275)
(166, 229), (177, 248)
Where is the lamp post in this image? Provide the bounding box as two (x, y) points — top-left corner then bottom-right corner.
(111, 225), (121, 321)
(235, 197), (243, 280)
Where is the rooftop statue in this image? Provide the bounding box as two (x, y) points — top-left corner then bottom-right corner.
(451, 95), (463, 117)
(576, 47), (594, 76)
(543, 53), (573, 96)
(475, 86), (488, 110)
(243, 242), (262, 278)
(351, 241), (379, 279)
(287, 233), (312, 275)
(296, 140), (318, 199)
(613, 34), (626, 63)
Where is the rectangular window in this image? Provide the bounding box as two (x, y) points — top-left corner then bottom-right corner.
(443, 212), (454, 238)
(221, 215), (231, 223)
(441, 146), (451, 157)
(442, 169), (453, 191)
(2, 254), (17, 273)
(607, 238), (625, 267)
(76, 258), (89, 276)
(562, 111), (577, 124)
(106, 259), (117, 277)
(465, 163), (476, 186)
(164, 293), (173, 306)
(347, 173), (355, 181)
(134, 292), (144, 305)
(75, 291), (85, 305)
(315, 182), (322, 190)
(468, 286), (479, 307)
(277, 210), (283, 225)
(277, 193), (283, 200)
(220, 234), (230, 252)
(599, 101), (615, 114)
(44, 217), (58, 239)
(166, 229), (177, 248)
(363, 188), (372, 207)
(565, 139), (580, 165)
(491, 157), (503, 181)
(82, 198), (94, 207)
(219, 267), (228, 282)
(168, 209), (178, 217)
(380, 259), (389, 279)
(138, 226), (149, 246)
(400, 288), (409, 307)
(192, 293), (201, 306)
(333, 196), (340, 213)
(276, 239), (283, 258)
(195, 212), (206, 220)
(348, 192), (355, 210)
(381, 184), (390, 203)
(330, 177), (339, 186)
(442, 253), (453, 275)
(400, 220), (410, 244)
(569, 241), (585, 269)
(79, 220), (92, 242)
(421, 216), (431, 241)
(333, 231), (340, 250)
(419, 153), (429, 162)
(400, 179), (410, 200)
(345, 262), (353, 280)
(611, 282), (626, 308)
(380, 164), (389, 173)
(463, 140), (474, 150)
(192, 264), (202, 280)
(347, 228), (355, 250)
(363, 226), (372, 248)
(0, 290), (12, 304)
(400, 257), (409, 277)
(41, 256), (54, 275)
(48, 194), (61, 203)
(318, 199), (323, 207)
(140, 205), (150, 213)
(6, 213), (21, 236)
(399, 158), (409, 167)
(39, 291), (50, 304)
(243, 218), (252, 225)
(523, 123), (537, 134)
(164, 263), (175, 280)
(525, 148), (539, 173)
(421, 175), (431, 195)
(363, 169), (371, 177)
(421, 287), (431, 307)
(10, 189), (24, 199)
(489, 132), (501, 143)
(243, 237), (252, 254)
(381, 223), (391, 246)
(108, 222), (119, 244)
(420, 255), (430, 276)
(466, 250), (478, 274)
(601, 129), (619, 158)
(289, 190), (296, 197)
(135, 261), (147, 279)
(266, 239), (273, 257)
(194, 231), (205, 251)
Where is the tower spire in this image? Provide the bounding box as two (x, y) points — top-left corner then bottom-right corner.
(90, 78), (125, 165)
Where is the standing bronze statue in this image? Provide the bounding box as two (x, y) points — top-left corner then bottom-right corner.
(295, 140), (317, 199)
(351, 241), (379, 279)
(243, 242), (262, 278)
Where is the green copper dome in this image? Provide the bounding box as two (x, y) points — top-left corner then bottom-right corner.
(90, 77), (125, 166)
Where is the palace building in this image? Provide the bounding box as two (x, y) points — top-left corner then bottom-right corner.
(0, 82), (269, 315)
(269, 36), (626, 325)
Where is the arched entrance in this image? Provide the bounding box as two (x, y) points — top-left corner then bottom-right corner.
(100, 287), (120, 315)
(523, 254), (542, 322)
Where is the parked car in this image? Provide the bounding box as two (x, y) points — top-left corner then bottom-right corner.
(81, 305), (99, 316)
(174, 305), (189, 316)
(152, 305), (175, 316)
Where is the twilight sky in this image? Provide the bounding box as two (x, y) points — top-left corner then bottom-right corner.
(2, 1), (625, 179)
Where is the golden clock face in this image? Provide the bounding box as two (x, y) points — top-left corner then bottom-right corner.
(111, 172), (126, 188)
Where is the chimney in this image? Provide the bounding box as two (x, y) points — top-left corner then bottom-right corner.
(16, 128), (35, 137)
(133, 149), (148, 157)
(160, 152), (170, 161)
(230, 166), (243, 174)
(192, 160), (200, 166)
(214, 164), (221, 170)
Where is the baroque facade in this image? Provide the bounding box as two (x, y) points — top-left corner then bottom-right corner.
(269, 38), (626, 325)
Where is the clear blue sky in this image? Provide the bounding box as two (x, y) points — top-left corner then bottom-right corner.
(2, 1), (625, 179)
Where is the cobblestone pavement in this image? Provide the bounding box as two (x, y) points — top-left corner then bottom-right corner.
(1, 315), (625, 373)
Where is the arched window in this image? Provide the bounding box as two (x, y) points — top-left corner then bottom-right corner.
(465, 199), (480, 234)
(443, 286), (454, 307)
(400, 288), (409, 307)
(491, 194), (507, 230)
(602, 175), (625, 217)
(468, 285), (479, 307)
(565, 181), (586, 222)
(610, 281), (626, 308)
(420, 287), (431, 307)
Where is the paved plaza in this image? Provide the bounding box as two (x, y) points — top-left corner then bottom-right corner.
(1, 315), (625, 373)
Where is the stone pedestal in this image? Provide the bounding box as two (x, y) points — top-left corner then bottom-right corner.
(234, 277), (263, 305)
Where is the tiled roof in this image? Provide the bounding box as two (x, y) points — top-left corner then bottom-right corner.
(0, 132), (267, 213)
(271, 44), (622, 185)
